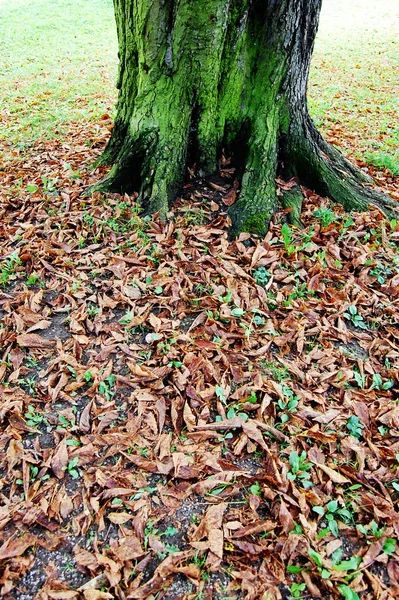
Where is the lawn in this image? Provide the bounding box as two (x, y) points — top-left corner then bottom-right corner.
(310, 0), (399, 173)
(0, 0), (118, 150)
(0, 2), (399, 600)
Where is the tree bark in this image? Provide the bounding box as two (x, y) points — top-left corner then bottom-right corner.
(91, 0), (398, 235)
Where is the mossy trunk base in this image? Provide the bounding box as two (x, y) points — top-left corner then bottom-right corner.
(91, 0), (398, 232)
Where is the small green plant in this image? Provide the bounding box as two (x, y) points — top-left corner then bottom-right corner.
(338, 217), (355, 242)
(253, 266), (271, 287)
(337, 585), (360, 600)
(281, 223), (313, 255)
(25, 355), (40, 370)
(83, 370), (93, 383)
(313, 206), (337, 228)
(382, 538), (397, 555)
(157, 543), (180, 560)
(63, 457), (80, 479)
(131, 485), (158, 500)
(207, 481), (234, 496)
(98, 374), (116, 401)
(357, 520), (385, 538)
(1, 251), (22, 287)
(87, 303), (100, 317)
(83, 213), (95, 228)
(287, 451), (313, 489)
(281, 223), (296, 255)
(162, 526), (178, 537)
(289, 582), (307, 599)
(25, 405), (47, 428)
(289, 522), (303, 535)
(30, 465), (39, 481)
(246, 390), (258, 404)
(41, 175), (58, 193)
(252, 312), (265, 327)
(193, 552), (207, 569)
(352, 371), (367, 389)
(313, 500), (353, 538)
(58, 414), (74, 429)
(144, 520), (159, 548)
(218, 290), (233, 304)
(168, 360), (183, 368)
(307, 549), (331, 580)
(66, 438), (81, 447)
(231, 307), (245, 318)
(369, 261), (392, 285)
(19, 376), (37, 396)
(249, 481), (261, 496)
(343, 305), (367, 329)
(224, 403), (249, 421)
(261, 361), (290, 382)
(119, 310), (134, 325)
(284, 281), (315, 306)
(370, 373), (394, 391)
(215, 384), (227, 404)
(26, 273), (39, 286)
(346, 415), (364, 439)
(156, 335), (177, 355)
(275, 385), (300, 425)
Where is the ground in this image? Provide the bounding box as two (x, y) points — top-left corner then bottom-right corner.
(1, 1), (399, 599)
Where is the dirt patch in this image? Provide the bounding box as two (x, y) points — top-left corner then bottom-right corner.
(14, 546), (90, 600)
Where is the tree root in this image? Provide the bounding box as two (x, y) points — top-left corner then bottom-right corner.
(284, 114), (399, 221)
(281, 185), (303, 228)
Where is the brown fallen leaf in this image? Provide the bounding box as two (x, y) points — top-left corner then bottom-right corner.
(0, 533), (36, 560)
(48, 591), (79, 599)
(83, 591), (113, 600)
(222, 188), (237, 206)
(26, 319), (52, 332)
(51, 439), (69, 479)
(311, 462), (350, 484)
(107, 512), (132, 525)
(16, 333), (54, 348)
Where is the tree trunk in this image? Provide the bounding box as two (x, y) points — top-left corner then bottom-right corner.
(91, 0), (398, 236)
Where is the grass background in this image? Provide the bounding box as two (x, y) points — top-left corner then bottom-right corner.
(310, 0), (399, 174)
(1, 0), (398, 173)
(0, 0), (118, 150)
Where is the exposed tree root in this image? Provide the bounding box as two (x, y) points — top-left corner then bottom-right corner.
(282, 185), (304, 228)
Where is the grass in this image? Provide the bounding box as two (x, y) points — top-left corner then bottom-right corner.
(0, 0), (118, 151)
(1, 0), (398, 175)
(309, 0), (399, 173)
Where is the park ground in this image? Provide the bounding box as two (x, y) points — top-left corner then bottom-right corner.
(0, 1), (399, 599)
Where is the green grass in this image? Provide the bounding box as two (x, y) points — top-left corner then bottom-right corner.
(0, 0), (118, 149)
(1, 0), (398, 176)
(309, 0), (399, 171)
(363, 151), (399, 175)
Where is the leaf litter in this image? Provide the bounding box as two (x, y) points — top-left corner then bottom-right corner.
(0, 119), (399, 599)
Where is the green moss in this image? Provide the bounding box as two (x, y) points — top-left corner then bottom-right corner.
(279, 103), (291, 135)
(240, 212), (270, 236)
(282, 186), (303, 228)
(102, 0), (348, 234)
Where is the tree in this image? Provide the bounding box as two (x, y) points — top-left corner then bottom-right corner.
(91, 0), (397, 235)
